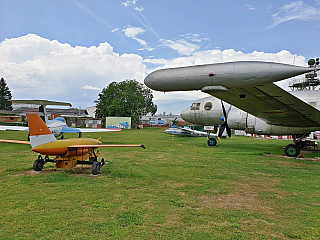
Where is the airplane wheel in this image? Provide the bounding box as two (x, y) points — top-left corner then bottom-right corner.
(284, 144), (300, 157)
(92, 162), (101, 175)
(207, 138), (217, 147)
(33, 159), (44, 171)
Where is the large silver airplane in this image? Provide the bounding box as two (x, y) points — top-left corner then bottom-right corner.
(144, 60), (320, 157)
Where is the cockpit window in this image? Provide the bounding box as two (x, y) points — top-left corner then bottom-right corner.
(204, 102), (212, 111)
(191, 103), (200, 110)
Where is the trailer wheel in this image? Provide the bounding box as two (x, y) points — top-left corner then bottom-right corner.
(92, 162), (101, 175)
(33, 159), (44, 171)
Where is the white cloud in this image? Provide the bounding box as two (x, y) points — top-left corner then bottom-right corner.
(122, 26), (145, 38)
(268, 1), (320, 28)
(0, 34), (146, 107)
(160, 39), (200, 56)
(122, 26), (154, 51)
(82, 85), (101, 91)
(246, 4), (258, 11)
(111, 28), (119, 33)
(135, 6), (144, 11)
(121, 0), (137, 8)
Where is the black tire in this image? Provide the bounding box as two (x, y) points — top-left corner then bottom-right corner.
(207, 138), (217, 147)
(92, 162), (101, 175)
(33, 159), (44, 171)
(284, 144), (300, 157)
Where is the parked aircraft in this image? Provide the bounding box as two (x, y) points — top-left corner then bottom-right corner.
(0, 113), (145, 175)
(0, 100), (121, 138)
(165, 125), (217, 137)
(144, 60), (320, 157)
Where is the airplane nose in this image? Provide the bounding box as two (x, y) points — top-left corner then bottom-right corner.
(180, 108), (191, 122)
(144, 71), (159, 90)
(271, 63), (313, 80)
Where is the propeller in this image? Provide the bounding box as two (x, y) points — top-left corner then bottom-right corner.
(217, 100), (232, 139)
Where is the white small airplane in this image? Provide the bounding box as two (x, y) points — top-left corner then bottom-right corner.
(165, 126), (218, 137)
(0, 100), (121, 138)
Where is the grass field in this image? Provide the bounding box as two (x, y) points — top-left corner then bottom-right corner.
(0, 128), (319, 239)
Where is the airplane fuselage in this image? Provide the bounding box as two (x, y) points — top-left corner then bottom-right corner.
(181, 91), (320, 135)
(32, 137), (102, 156)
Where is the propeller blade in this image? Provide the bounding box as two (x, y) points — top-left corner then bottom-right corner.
(226, 125), (232, 138)
(221, 100), (227, 118)
(218, 100), (232, 139)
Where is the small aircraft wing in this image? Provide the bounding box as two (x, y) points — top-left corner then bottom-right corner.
(0, 139), (30, 144)
(60, 126), (122, 133)
(12, 99), (72, 107)
(0, 125), (29, 131)
(68, 144), (145, 149)
(206, 83), (320, 127)
(77, 128), (122, 132)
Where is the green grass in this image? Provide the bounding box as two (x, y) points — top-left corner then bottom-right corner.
(0, 128), (320, 239)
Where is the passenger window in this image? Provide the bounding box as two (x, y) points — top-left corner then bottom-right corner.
(204, 102), (212, 111)
(191, 103), (200, 110)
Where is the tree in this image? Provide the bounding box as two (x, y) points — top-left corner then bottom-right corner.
(0, 77), (13, 111)
(95, 79), (157, 127)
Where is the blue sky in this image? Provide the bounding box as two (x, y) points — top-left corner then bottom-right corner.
(1, 0), (320, 114)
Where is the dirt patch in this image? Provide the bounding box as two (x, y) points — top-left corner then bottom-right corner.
(198, 182), (277, 219)
(265, 154), (320, 162)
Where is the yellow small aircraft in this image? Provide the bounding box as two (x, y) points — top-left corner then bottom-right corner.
(0, 113), (145, 175)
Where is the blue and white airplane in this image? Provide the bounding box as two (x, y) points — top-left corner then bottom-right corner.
(0, 100), (121, 138)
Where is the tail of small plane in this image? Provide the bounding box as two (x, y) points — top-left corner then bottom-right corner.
(27, 113), (57, 148)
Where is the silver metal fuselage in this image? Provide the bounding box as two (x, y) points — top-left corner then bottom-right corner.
(180, 93), (320, 135)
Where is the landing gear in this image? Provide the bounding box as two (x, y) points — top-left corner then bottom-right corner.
(32, 152), (106, 175)
(284, 144), (300, 157)
(33, 159), (44, 171)
(33, 155), (51, 171)
(91, 158), (105, 175)
(207, 138), (217, 147)
(284, 134), (308, 157)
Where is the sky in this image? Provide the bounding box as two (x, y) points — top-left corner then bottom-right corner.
(0, 0), (320, 114)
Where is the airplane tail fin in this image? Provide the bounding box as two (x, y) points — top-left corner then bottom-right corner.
(26, 113), (57, 148)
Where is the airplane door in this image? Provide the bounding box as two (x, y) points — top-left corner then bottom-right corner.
(245, 113), (256, 133)
(191, 102), (201, 123)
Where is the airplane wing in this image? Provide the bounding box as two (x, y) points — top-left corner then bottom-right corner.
(12, 99), (72, 107)
(68, 144), (145, 148)
(205, 83), (320, 127)
(61, 126), (122, 133)
(0, 125), (29, 131)
(0, 139), (30, 144)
